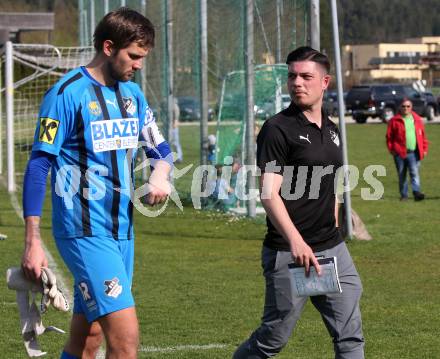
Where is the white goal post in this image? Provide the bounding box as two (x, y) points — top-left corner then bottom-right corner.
(0, 41), (94, 192)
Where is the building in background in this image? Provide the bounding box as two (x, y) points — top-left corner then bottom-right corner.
(342, 37), (440, 87)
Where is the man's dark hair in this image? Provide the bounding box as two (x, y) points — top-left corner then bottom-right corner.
(285, 46), (330, 73)
(400, 97), (412, 105)
(93, 7), (155, 52)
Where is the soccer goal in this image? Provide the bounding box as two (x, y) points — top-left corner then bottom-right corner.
(214, 64), (288, 215)
(215, 64), (288, 166)
(0, 42), (94, 192)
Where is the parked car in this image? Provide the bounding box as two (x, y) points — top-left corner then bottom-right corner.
(254, 94), (292, 120)
(346, 84), (432, 123)
(177, 96), (214, 122)
(423, 91), (438, 121)
(254, 102), (271, 120)
(281, 94), (291, 109)
(323, 91), (349, 116)
(323, 91), (338, 116)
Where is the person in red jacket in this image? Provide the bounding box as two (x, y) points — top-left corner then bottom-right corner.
(386, 99), (428, 201)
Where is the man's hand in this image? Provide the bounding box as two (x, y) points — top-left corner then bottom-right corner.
(22, 216), (48, 282)
(145, 160), (171, 206)
(290, 238), (321, 277)
(144, 181), (170, 205)
(260, 172), (322, 277)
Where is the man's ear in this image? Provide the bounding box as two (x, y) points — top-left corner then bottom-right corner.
(322, 74), (331, 90)
(102, 40), (114, 57)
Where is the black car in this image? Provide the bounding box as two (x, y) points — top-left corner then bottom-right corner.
(255, 94), (292, 120)
(177, 96), (214, 122)
(323, 91), (349, 116)
(346, 84), (432, 123)
(423, 91), (438, 121)
(323, 91), (337, 116)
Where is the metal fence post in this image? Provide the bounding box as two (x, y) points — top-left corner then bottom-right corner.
(6, 41), (16, 192)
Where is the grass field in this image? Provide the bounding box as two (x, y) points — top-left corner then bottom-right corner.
(1, 123), (439, 358)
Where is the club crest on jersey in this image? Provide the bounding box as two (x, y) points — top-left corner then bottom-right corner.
(104, 277), (122, 298)
(91, 118), (139, 152)
(123, 97), (136, 116)
(39, 117), (59, 144)
(330, 130), (340, 147)
(88, 101), (102, 116)
(145, 106), (155, 124)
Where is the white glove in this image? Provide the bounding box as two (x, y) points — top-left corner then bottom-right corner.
(40, 267), (69, 313)
(6, 267), (68, 358)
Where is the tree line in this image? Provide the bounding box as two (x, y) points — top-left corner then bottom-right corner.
(320, 0), (440, 55)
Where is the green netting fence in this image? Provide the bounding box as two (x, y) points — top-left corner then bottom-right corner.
(0, 0), (309, 198)
(216, 64), (290, 166)
(78, 0), (309, 146)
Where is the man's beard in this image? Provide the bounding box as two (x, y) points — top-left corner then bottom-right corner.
(107, 62), (134, 83)
(292, 98), (312, 111)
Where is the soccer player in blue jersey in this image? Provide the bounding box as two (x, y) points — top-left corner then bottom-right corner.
(21, 8), (172, 359)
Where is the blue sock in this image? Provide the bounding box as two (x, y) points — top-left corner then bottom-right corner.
(60, 351), (79, 359)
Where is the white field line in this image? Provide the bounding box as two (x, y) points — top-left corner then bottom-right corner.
(94, 343), (228, 358)
(1, 301), (18, 306)
(140, 344), (228, 353)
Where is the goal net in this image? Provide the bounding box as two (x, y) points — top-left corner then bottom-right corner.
(215, 64), (289, 166)
(0, 44), (94, 189)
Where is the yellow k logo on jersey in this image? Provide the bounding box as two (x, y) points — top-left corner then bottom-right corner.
(39, 118), (59, 144)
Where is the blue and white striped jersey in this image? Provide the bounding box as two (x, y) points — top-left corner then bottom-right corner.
(32, 66), (168, 240)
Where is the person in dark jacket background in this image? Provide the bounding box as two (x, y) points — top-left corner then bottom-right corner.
(386, 98), (429, 201)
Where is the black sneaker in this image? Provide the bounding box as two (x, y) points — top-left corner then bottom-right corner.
(414, 192), (425, 201)
(400, 196), (408, 202)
